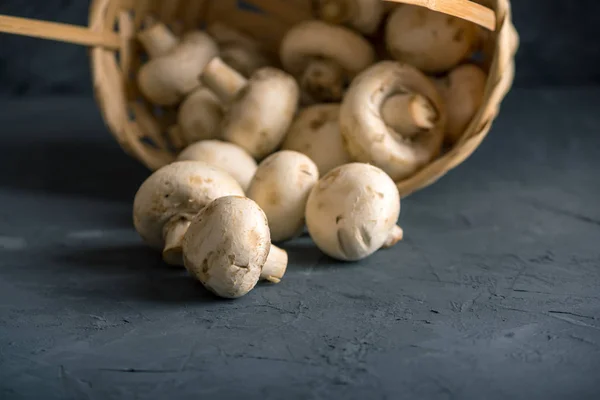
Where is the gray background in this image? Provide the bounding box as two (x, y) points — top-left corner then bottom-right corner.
(0, 0), (599, 96)
(1, 2), (600, 399)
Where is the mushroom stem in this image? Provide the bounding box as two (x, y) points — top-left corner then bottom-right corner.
(300, 59), (345, 103)
(318, 0), (350, 24)
(382, 225), (404, 248)
(137, 23), (179, 59)
(260, 245), (288, 283)
(381, 94), (437, 137)
(162, 218), (192, 266)
(201, 57), (248, 104)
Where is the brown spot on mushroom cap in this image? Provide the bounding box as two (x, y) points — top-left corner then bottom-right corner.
(366, 185), (385, 199)
(202, 258), (210, 277)
(248, 229), (262, 249)
(188, 175), (215, 185)
(309, 111), (329, 131)
(267, 190), (280, 206)
(453, 29), (465, 42)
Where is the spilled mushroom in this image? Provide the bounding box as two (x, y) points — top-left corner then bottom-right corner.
(280, 20), (375, 104)
(247, 151), (319, 242)
(339, 61), (447, 182)
(305, 163), (403, 261)
(199, 57), (300, 159)
(177, 140), (258, 192)
(385, 5), (479, 74)
(281, 103), (351, 175)
(183, 196), (288, 299)
(133, 161), (244, 266)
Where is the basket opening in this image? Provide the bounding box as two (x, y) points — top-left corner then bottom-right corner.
(88, 0), (515, 196)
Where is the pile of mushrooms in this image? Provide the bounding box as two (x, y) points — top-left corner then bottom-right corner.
(129, 6), (490, 299)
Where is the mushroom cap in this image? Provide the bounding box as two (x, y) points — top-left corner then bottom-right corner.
(177, 87), (224, 144)
(305, 163), (400, 261)
(207, 22), (270, 78)
(347, 0), (384, 34)
(177, 140), (258, 191)
(220, 44), (270, 78)
(385, 5), (478, 74)
(339, 61), (447, 182)
(247, 150), (319, 242)
(137, 31), (219, 106)
(282, 104), (351, 175)
(207, 22), (262, 51)
(133, 161), (244, 250)
(437, 63), (487, 144)
(280, 20), (375, 80)
(316, 0), (384, 35)
(222, 67), (300, 159)
(182, 196), (272, 298)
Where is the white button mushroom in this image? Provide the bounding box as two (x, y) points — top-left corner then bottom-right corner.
(385, 5), (478, 74)
(339, 61), (447, 182)
(280, 20), (375, 104)
(281, 104), (351, 176)
(133, 161), (244, 266)
(137, 22), (179, 59)
(247, 151), (319, 242)
(435, 63), (488, 145)
(137, 31), (219, 106)
(207, 22), (270, 78)
(177, 86), (224, 145)
(199, 57), (300, 159)
(305, 163), (403, 261)
(182, 196), (288, 299)
(177, 140), (258, 192)
(315, 0), (384, 35)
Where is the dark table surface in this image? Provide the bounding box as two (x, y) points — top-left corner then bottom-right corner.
(0, 89), (599, 399)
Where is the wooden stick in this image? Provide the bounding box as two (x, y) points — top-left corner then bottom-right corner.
(0, 14), (120, 49)
(383, 0), (496, 31)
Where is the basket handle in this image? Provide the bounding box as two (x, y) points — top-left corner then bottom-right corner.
(0, 1), (496, 49)
(385, 0), (496, 31)
(0, 14), (120, 49)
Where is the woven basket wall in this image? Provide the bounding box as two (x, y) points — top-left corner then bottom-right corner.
(2, 0), (519, 196)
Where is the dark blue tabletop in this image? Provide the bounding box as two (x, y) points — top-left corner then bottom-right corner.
(0, 89), (599, 399)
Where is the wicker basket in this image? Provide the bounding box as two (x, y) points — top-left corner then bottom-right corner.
(0, 0), (518, 196)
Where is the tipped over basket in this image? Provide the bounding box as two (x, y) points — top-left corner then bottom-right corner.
(0, 0), (518, 197)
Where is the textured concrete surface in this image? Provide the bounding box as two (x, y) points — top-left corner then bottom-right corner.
(0, 0), (600, 96)
(0, 89), (600, 399)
